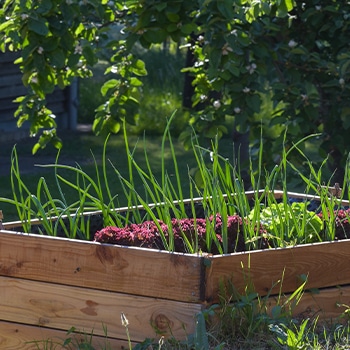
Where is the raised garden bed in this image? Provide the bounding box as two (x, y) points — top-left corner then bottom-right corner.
(1, 190), (350, 348)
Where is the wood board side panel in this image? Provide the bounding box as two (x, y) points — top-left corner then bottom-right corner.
(266, 285), (350, 321)
(0, 230), (202, 303)
(0, 276), (202, 343)
(0, 320), (131, 350)
(206, 240), (350, 302)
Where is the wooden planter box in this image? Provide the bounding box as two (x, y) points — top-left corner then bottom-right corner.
(1, 191), (350, 348)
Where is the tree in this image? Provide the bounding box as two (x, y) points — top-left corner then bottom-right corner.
(1, 1), (350, 184)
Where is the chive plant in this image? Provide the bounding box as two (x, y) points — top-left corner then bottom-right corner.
(1, 115), (349, 252)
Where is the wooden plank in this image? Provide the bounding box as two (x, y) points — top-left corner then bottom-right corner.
(0, 74), (22, 87)
(0, 230), (203, 302)
(0, 320), (131, 350)
(0, 52), (20, 64)
(0, 65), (22, 75)
(0, 85), (27, 99)
(0, 275), (201, 342)
(266, 285), (350, 321)
(206, 239), (350, 302)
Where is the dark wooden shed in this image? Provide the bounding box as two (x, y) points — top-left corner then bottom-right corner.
(0, 51), (78, 142)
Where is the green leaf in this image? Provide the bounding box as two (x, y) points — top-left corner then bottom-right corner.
(130, 59), (147, 76)
(28, 17), (49, 36)
(208, 48), (222, 70)
(276, 0), (295, 18)
(341, 107), (350, 129)
(166, 23), (178, 33)
(271, 305), (282, 319)
(82, 45), (96, 66)
(246, 94), (261, 113)
(227, 65), (240, 77)
(57, 75), (66, 89)
(143, 28), (168, 44)
(0, 20), (14, 32)
(166, 12), (180, 22)
(92, 116), (106, 135)
(217, 0), (235, 19)
(155, 3), (167, 12)
(50, 136), (63, 150)
(180, 23), (197, 35)
(37, 0), (53, 14)
(101, 79), (119, 97)
(237, 32), (250, 47)
(32, 143), (41, 155)
(49, 48), (66, 68)
(130, 77), (143, 87)
(67, 53), (80, 67)
(106, 118), (121, 133)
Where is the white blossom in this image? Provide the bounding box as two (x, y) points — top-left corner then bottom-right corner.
(194, 60), (204, 68)
(339, 78), (345, 86)
(243, 87), (250, 93)
(110, 66), (118, 74)
(234, 107), (241, 114)
(222, 43), (233, 55)
(37, 47), (44, 54)
(74, 45), (82, 54)
(21, 14), (29, 20)
(213, 100), (221, 109)
(246, 63), (257, 74)
(288, 39), (297, 48)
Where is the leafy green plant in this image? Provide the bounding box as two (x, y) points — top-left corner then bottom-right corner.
(270, 319), (311, 350)
(0, 140), (126, 239)
(254, 201), (323, 246)
(207, 270), (307, 348)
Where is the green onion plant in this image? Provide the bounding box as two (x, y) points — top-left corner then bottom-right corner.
(1, 114), (349, 253)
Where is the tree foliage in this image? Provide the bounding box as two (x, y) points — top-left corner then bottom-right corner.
(1, 0), (350, 180)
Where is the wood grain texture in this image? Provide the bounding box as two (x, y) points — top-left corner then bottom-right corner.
(206, 240), (350, 302)
(0, 320), (131, 350)
(0, 230), (203, 302)
(0, 275), (201, 342)
(266, 285), (350, 321)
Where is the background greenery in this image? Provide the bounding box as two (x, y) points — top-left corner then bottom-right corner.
(2, 0), (349, 185)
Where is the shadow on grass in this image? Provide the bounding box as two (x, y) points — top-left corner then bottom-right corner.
(0, 129), (235, 221)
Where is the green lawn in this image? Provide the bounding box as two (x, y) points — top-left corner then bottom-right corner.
(0, 130), (235, 222)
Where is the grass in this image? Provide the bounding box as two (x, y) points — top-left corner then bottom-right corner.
(0, 128), (234, 222)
